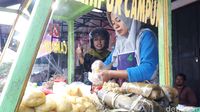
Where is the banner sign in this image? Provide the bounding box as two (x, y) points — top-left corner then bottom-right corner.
(37, 22), (67, 58)
(79, 0), (160, 27)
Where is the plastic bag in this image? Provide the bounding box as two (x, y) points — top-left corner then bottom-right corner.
(88, 60), (105, 86)
(88, 72), (103, 86)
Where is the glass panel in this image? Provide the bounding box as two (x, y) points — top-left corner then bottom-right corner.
(0, 2), (34, 96)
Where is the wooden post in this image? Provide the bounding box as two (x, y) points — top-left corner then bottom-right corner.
(0, 0), (53, 111)
(158, 0), (173, 86)
(67, 20), (75, 84)
(51, 0), (93, 83)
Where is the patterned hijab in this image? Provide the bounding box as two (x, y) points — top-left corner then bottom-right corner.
(88, 48), (110, 60)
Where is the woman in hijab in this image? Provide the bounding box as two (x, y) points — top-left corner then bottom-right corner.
(101, 1), (159, 84)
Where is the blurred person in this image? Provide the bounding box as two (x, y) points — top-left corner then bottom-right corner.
(174, 73), (197, 106)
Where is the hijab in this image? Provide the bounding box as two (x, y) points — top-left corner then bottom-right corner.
(107, 1), (142, 65)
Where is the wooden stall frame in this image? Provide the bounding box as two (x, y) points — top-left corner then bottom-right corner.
(158, 0), (172, 86)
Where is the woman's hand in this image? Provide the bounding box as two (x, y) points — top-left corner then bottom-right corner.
(76, 44), (83, 57)
(76, 44), (84, 64)
(98, 70), (111, 82)
(99, 70), (128, 83)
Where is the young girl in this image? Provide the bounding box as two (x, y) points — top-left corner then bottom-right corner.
(76, 27), (110, 84)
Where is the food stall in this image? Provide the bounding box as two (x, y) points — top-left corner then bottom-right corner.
(0, 0), (188, 111)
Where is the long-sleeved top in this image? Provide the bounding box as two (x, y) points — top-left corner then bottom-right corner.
(104, 29), (158, 82)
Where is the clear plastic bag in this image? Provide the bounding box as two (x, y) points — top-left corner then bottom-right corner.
(88, 72), (103, 86)
(88, 60), (105, 86)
